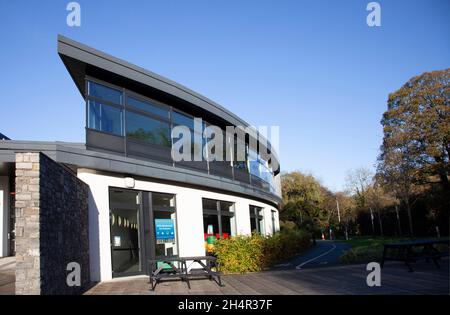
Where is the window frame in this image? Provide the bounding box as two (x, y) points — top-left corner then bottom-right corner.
(249, 205), (264, 234)
(125, 110), (172, 147)
(87, 99), (125, 137)
(202, 198), (236, 239)
(125, 91), (171, 122)
(87, 79), (124, 105)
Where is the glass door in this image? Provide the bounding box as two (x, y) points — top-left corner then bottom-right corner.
(109, 189), (142, 277)
(145, 192), (178, 271)
(109, 189), (178, 277)
(152, 193), (178, 258)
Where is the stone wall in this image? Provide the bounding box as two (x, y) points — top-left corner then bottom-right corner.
(15, 152), (90, 295)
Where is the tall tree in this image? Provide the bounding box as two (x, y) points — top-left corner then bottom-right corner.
(345, 167), (373, 210)
(366, 181), (397, 237)
(378, 69), (450, 235)
(280, 171), (326, 232)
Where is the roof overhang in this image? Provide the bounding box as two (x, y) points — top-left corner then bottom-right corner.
(0, 140), (281, 207)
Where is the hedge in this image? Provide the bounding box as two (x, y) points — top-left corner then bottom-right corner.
(339, 246), (383, 264)
(213, 229), (311, 273)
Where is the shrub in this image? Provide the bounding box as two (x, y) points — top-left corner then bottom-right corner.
(339, 246), (383, 264)
(213, 229), (311, 273)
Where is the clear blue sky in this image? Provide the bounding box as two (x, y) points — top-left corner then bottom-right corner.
(0, 0), (449, 191)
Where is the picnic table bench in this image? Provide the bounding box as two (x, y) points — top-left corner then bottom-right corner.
(381, 239), (449, 272)
(148, 256), (223, 291)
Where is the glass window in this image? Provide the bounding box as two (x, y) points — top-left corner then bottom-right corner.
(220, 201), (234, 213)
(250, 216), (257, 232)
(88, 81), (122, 104)
(249, 205), (264, 234)
(127, 96), (169, 119)
(126, 111), (171, 147)
(110, 189), (140, 205)
(202, 199), (236, 242)
(233, 138), (247, 171)
(152, 193), (175, 209)
(220, 215), (234, 239)
(202, 199), (218, 211)
(173, 111), (195, 130)
(203, 213), (220, 238)
(192, 131), (204, 158)
(249, 160), (261, 178)
(88, 100), (124, 136)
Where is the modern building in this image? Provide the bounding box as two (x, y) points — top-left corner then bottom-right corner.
(0, 35), (281, 294)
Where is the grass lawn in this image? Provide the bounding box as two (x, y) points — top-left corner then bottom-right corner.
(337, 236), (449, 264)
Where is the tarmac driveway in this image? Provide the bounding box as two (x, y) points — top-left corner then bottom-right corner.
(273, 240), (352, 270)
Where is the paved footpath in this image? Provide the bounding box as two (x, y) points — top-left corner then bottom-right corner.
(0, 256), (15, 295)
(85, 259), (449, 295)
(273, 240), (352, 270)
(1, 255), (448, 295)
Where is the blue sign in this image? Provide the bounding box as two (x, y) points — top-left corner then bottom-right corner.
(155, 219), (175, 243)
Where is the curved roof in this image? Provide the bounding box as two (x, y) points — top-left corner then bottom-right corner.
(57, 35), (280, 171)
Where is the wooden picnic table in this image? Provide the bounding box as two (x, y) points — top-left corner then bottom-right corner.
(148, 256), (223, 290)
(381, 239), (449, 272)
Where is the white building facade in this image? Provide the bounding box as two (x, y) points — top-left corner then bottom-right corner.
(0, 36), (281, 288)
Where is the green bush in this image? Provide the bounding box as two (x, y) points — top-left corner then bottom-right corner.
(213, 229), (311, 273)
(339, 246), (383, 264)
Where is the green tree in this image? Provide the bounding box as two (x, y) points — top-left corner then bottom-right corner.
(280, 171), (325, 233)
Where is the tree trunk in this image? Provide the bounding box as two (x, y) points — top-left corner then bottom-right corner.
(395, 205), (402, 236)
(344, 223), (349, 241)
(376, 208), (384, 237)
(405, 197), (414, 237)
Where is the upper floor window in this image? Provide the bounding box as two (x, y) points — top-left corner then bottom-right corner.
(126, 111), (171, 147)
(87, 100), (124, 136)
(127, 96), (169, 119)
(87, 81), (122, 105)
(172, 111), (195, 130)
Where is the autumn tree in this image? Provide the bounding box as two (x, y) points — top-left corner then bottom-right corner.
(365, 181), (397, 237)
(335, 191), (357, 240)
(345, 167), (373, 210)
(378, 69), (450, 235)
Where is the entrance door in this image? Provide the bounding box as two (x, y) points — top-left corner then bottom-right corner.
(109, 188), (178, 278)
(143, 192), (178, 274)
(109, 189), (142, 277)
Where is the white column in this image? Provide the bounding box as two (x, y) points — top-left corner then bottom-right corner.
(77, 170), (112, 282)
(175, 191), (205, 258)
(0, 176), (10, 257)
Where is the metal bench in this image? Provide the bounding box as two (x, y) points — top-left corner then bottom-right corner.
(183, 256), (223, 287)
(381, 239), (449, 272)
(148, 256), (223, 291)
(148, 257), (188, 291)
